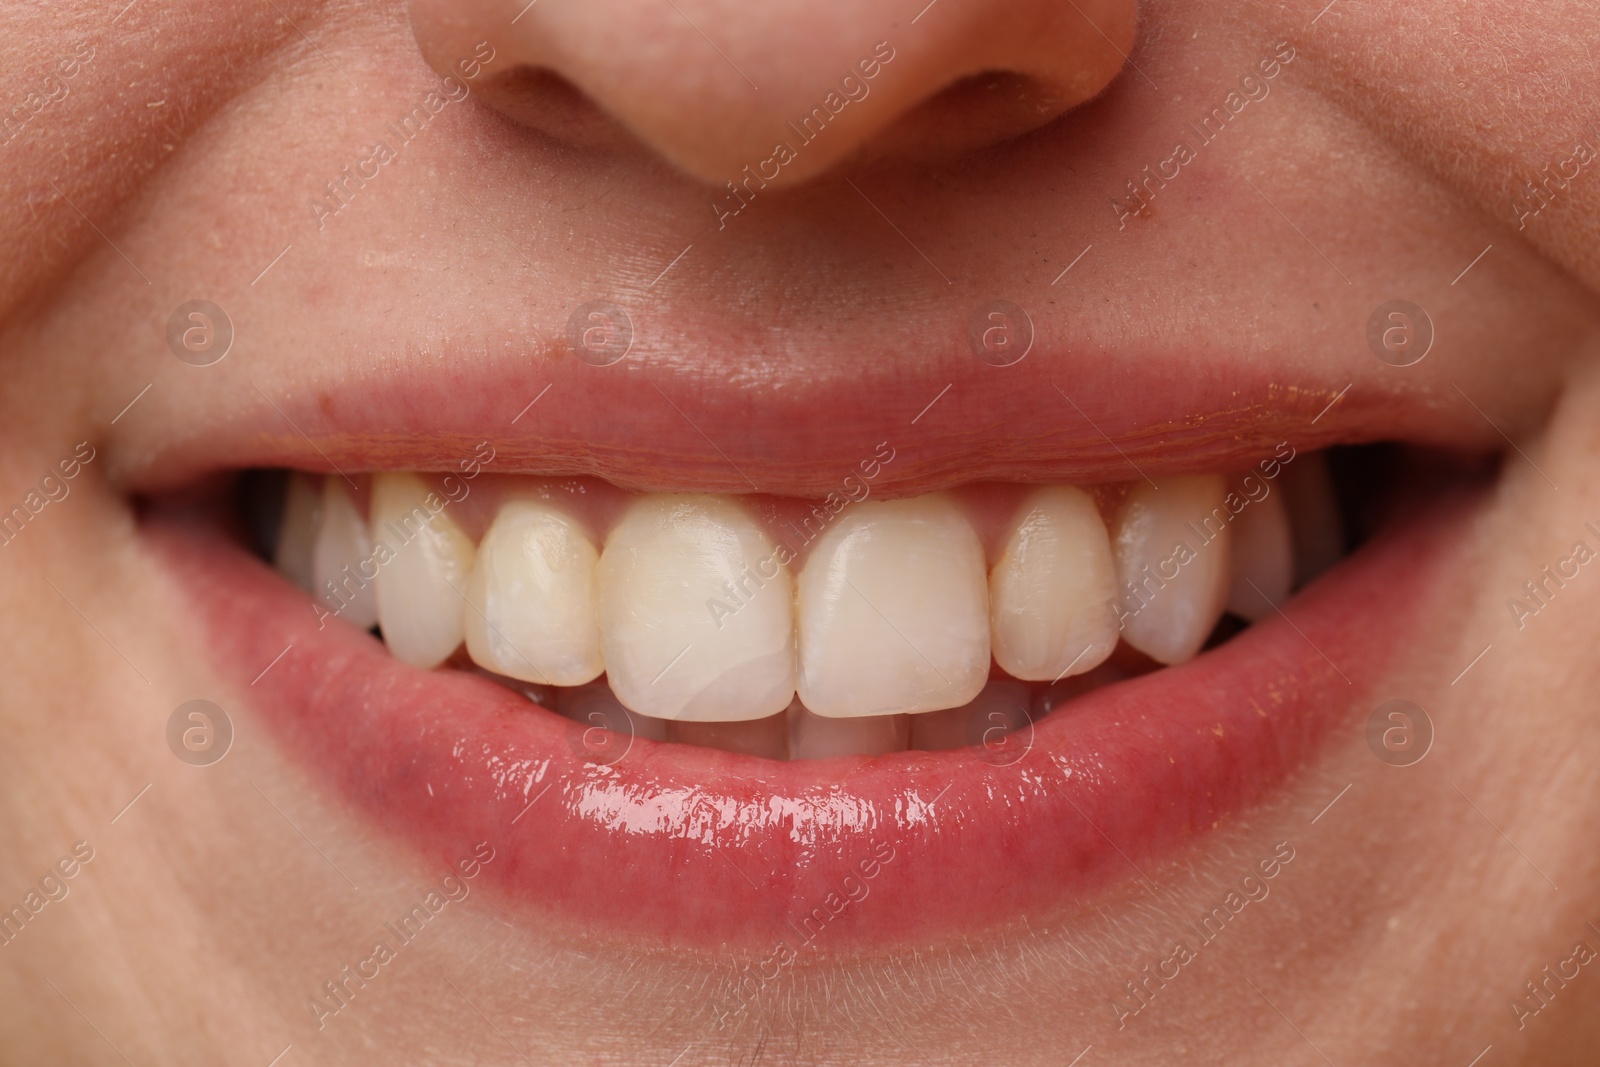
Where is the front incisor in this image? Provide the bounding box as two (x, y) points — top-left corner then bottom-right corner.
(796, 495), (989, 717)
(597, 495), (796, 722)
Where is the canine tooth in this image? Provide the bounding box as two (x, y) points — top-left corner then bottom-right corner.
(558, 682), (667, 742)
(370, 472), (476, 669)
(989, 487), (1118, 681)
(597, 495), (795, 722)
(909, 679), (1031, 751)
(1111, 475), (1231, 665)
(275, 472), (321, 592)
(796, 496), (989, 717)
(668, 713), (789, 759)
(464, 501), (603, 686)
(1280, 452), (1344, 587)
(788, 700), (908, 759)
(312, 478), (378, 629)
(1224, 482), (1293, 621)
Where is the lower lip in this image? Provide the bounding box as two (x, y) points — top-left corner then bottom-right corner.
(148, 493), (1465, 950)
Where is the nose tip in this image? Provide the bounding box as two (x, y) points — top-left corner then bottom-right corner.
(407, 0), (1137, 187)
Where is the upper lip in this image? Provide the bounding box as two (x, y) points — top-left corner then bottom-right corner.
(112, 337), (1510, 496)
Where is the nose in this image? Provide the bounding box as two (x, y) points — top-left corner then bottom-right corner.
(407, 0), (1136, 187)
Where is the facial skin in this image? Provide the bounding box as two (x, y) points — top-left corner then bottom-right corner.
(2, 0), (1599, 1063)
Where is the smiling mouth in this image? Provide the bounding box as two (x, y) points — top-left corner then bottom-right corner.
(135, 349), (1494, 950)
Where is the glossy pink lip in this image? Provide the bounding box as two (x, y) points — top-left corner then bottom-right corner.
(147, 488), (1466, 950)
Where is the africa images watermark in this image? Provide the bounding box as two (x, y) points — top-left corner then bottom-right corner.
(313, 441), (496, 628)
(1111, 840), (1297, 1029)
(0, 841), (96, 949)
(0, 441), (97, 549)
(305, 842), (496, 1029)
(308, 41), (498, 230)
(1504, 521), (1600, 631)
(1111, 40), (1297, 231)
(1109, 441), (1297, 630)
(1508, 123), (1599, 231)
(1, 41), (94, 147)
(705, 441), (896, 631)
(711, 41), (898, 229)
(1509, 931), (1597, 1031)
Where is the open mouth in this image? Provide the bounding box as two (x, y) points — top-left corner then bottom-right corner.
(138, 377), (1492, 949)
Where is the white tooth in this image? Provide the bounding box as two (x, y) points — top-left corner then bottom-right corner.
(788, 700), (908, 759)
(370, 472), (476, 669)
(1110, 474), (1231, 665)
(989, 487), (1118, 682)
(796, 495), (989, 717)
(464, 501), (603, 686)
(667, 713), (789, 760)
(275, 472), (322, 592)
(558, 682), (667, 743)
(312, 478), (378, 630)
(909, 679), (1031, 751)
(597, 495), (795, 722)
(1225, 482), (1293, 621)
(1279, 452), (1344, 587)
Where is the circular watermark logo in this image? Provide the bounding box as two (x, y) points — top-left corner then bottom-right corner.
(562, 693), (637, 767)
(166, 699), (234, 766)
(565, 300), (633, 367)
(1365, 699), (1433, 767)
(968, 300), (1033, 367)
(166, 300), (234, 367)
(966, 689), (1035, 767)
(1366, 300), (1433, 367)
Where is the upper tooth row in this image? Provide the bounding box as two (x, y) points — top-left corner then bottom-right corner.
(278, 471), (1304, 722)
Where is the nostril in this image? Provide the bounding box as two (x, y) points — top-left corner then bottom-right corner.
(470, 65), (1103, 177)
(470, 66), (644, 154)
(859, 69), (1083, 166)
(934, 70), (1076, 123)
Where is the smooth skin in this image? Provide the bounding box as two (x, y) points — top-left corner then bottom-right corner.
(1, 0), (1598, 1063)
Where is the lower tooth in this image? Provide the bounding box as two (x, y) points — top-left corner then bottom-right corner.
(667, 713), (789, 759)
(274, 472), (321, 593)
(796, 495), (990, 717)
(312, 478), (378, 630)
(463, 501), (603, 686)
(908, 679), (1031, 751)
(788, 700), (909, 759)
(1224, 481), (1293, 621)
(370, 472), (476, 669)
(597, 496), (796, 722)
(1111, 474), (1232, 665)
